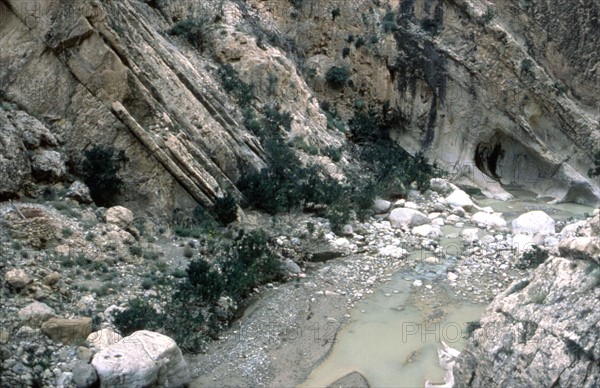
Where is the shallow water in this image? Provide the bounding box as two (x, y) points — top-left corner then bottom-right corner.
(300, 194), (593, 388)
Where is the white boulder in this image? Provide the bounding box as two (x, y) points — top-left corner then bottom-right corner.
(412, 224), (443, 239)
(511, 211), (555, 235)
(445, 190), (475, 212)
(471, 211), (507, 230)
(91, 330), (190, 388)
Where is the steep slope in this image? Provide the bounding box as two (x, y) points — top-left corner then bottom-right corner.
(255, 0), (600, 203)
(0, 0), (341, 217)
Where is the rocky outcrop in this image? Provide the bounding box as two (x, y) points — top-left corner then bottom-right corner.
(253, 0), (600, 205)
(454, 216), (600, 387)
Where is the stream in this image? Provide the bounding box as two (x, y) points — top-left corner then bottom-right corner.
(299, 192), (593, 387)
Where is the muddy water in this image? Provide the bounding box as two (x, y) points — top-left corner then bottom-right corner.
(300, 194), (593, 388)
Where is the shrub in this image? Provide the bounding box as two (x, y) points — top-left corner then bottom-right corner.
(517, 245), (548, 269)
(184, 259), (225, 302)
(80, 145), (127, 207)
(355, 36), (365, 48)
(331, 7), (340, 20)
(342, 47), (351, 58)
(113, 298), (163, 336)
(214, 193), (238, 225)
(169, 17), (212, 51)
(326, 66), (350, 89)
(217, 64), (254, 108)
(588, 151), (600, 178)
(129, 245), (142, 257)
(382, 12), (396, 33)
(220, 229), (280, 299)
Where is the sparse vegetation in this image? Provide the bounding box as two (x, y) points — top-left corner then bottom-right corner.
(217, 64), (254, 108)
(214, 193), (238, 225)
(169, 17), (212, 52)
(113, 298), (163, 336)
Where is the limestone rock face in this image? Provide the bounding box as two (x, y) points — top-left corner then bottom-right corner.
(91, 330), (190, 388)
(455, 218), (600, 387)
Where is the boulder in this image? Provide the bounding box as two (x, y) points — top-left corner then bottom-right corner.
(558, 237), (600, 264)
(462, 228), (479, 243)
(378, 245), (408, 258)
(18, 301), (57, 328)
(91, 330), (190, 388)
(372, 198), (391, 214)
(412, 224), (443, 239)
(511, 211), (555, 235)
(429, 178), (454, 194)
(105, 206), (134, 229)
(42, 317), (92, 344)
(30, 150), (66, 181)
(445, 190), (475, 212)
(72, 361), (98, 388)
(327, 371), (370, 388)
(5, 269), (31, 290)
(87, 329), (123, 350)
(389, 208), (430, 228)
(471, 211), (507, 230)
(67, 181), (93, 204)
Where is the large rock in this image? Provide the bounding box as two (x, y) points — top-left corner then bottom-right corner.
(30, 150), (66, 182)
(372, 198), (392, 214)
(388, 208), (430, 228)
(471, 211), (507, 230)
(87, 328), (123, 350)
(5, 268), (31, 290)
(412, 224), (443, 239)
(445, 190), (475, 212)
(72, 361), (98, 388)
(429, 178), (454, 194)
(18, 301), (57, 328)
(512, 210), (556, 235)
(327, 371), (370, 387)
(105, 206), (134, 229)
(455, 254), (600, 387)
(91, 330), (190, 388)
(67, 181), (93, 204)
(42, 317), (92, 344)
(558, 237), (600, 264)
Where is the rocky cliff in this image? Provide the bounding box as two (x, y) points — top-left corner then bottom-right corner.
(1, 0), (599, 217)
(454, 214), (600, 387)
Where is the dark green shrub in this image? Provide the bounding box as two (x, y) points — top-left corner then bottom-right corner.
(80, 146), (128, 207)
(324, 146), (342, 162)
(113, 298), (163, 336)
(521, 59), (533, 74)
(517, 245), (549, 269)
(129, 245), (142, 256)
(184, 259), (225, 302)
(220, 229), (280, 299)
(326, 66), (350, 89)
(332, 7), (340, 20)
(214, 193), (238, 225)
(382, 12), (396, 33)
(217, 64), (254, 108)
(355, 37), (365, 48)
(465, 321), (481, 337)
(342, 47), (351, 58)
(169, 17), (211, 51)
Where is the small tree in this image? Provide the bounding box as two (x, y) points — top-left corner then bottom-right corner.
(80, 145), (128, 207)
(214, 193), (238, 225)
(326, 66), (350, 89)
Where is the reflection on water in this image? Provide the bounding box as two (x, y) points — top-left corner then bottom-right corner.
(300, 195), (593, 388)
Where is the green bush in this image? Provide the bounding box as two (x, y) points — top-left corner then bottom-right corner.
(220, 229), (280, 299)
(217, 64), (254, 108)
(184, 259), (225, 302)
(517, 245), (549, 269)
(325, 66), (350, 89)
(382, 12), (397, 33)
(588, 151), (600, 178)
(169, 17), (211, 51)
(113, 298), (164, 336)
(80, 146), (128, 207)
(214, 193), (238, 225)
